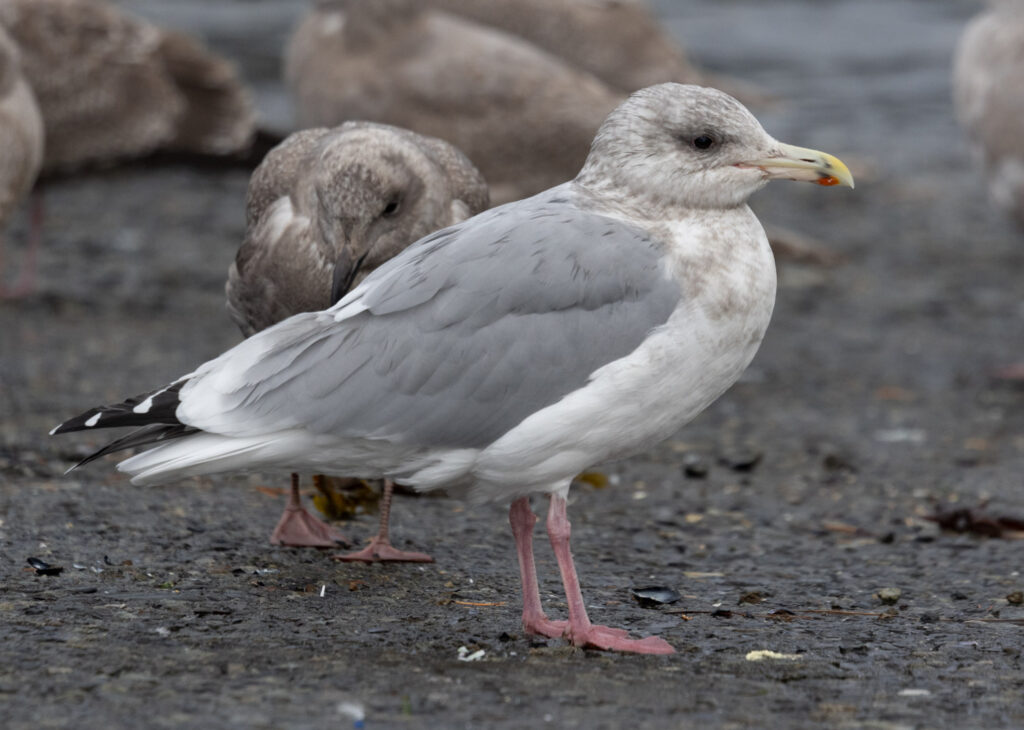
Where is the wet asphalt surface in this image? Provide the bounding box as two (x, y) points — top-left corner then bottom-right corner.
(2, 1), (1023, 728)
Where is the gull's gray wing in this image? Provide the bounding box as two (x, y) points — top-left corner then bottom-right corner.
(181, 190), (681, 449)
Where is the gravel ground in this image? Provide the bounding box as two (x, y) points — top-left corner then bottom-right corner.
(2, 1), (1023, 728)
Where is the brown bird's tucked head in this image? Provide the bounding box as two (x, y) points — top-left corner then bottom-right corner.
(227, 121), (488, 335)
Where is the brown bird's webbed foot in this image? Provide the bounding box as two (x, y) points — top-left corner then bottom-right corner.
(332, 479), (433, 563)
(270, 473), (349, 547)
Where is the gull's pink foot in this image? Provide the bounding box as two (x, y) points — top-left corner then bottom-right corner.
(567, 624), (675, 655)
(269, 474), (348, 547)
(332, 537), (433, 563)
(522, 615), (568, 639)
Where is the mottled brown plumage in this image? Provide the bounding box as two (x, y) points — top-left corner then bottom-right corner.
(285, 0), (620, 203)
(227, 121), (489, 336)
(226, 120), (487, 554)
(0, 0), (254, 173)
(423, 0), (701, 93)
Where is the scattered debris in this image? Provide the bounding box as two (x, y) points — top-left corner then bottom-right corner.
(924, 507), (1024, 539)
(897, 688), (931, 697)
(1006, 591), (1023, 606)
(874, 428), (926, 444)
(875, 587), (902, 605)
(26, 557), (62, 576)
(320, 584), (326, 598)
(718, 448), (762, 472)
(681, 453), (709, 479)
(631, 587), (681, 607)
(745, 650), (801, 661)
(337, 700), (366, 728)
(457, 646), (485, 662)
(574, 471), (609, 489)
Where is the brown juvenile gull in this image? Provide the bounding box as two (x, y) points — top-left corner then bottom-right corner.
(52, 84), (853, 654)
(422, 0), (763, 101)
(0, 0), (255, 174)
(0, 24), (43, 299)
(284, 0), (621, 204)
(227, 121), (489, 557)
(953, 0), (1024, 379)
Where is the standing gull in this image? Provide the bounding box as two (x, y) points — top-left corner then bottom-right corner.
(228, 121), (488, 556)
(0, 24), (43, 299)
(53, 84), (853, 654)
(953, 0), (1024, 379)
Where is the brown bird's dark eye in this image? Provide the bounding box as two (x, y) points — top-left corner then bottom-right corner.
(382, 200), (400, 217)
(693, 135), (715, 150)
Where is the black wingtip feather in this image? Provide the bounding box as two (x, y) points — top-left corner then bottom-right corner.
(67, 423), (199, 471)
(51, 379), (189, 435)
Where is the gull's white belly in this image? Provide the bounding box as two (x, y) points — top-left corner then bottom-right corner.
(462, 207), (778, 501)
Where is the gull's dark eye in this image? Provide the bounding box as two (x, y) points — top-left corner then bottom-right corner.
(693, 135), (715, 150)
(382, 199), (400, 217)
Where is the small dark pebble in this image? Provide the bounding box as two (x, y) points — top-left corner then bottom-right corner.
(711, 609), (734, 619)
(951, 591), (969, 601)
(878, 532), (895, 544)
(1006, 591), (1023, 605)
(69, 586), (98, 594)
(738, 591), (764, 605)
(822, 452), (857, 472)
(27, 557), (63, 576)
(718, 449), (762, 473)
(631, 587), (681, 608)
(498, 632), (513, 643)
(919, 612), (940, 624)
(681, 454), (709, 479)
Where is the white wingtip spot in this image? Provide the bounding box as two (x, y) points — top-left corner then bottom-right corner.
(133, 397), (154, 415)
(85, 413), (102, 427)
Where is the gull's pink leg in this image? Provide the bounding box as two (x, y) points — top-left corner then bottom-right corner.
(333, 479), (433, 562)
(0, 192), (43, 299)
(270, 473), (349, 547)
(546, 494), (675, 654)
(509, 497), (567, 638)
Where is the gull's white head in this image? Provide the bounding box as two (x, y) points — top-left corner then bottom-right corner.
(577, 83), (853, 211)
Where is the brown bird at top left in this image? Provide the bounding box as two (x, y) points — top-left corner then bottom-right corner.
(0, 24), (43, 299)
(0, 0), (255, 174)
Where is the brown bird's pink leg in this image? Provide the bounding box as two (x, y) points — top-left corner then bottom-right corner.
(994, 361), (1024, 381)
(270, 473), (348, 547)
(509, 496), (566, 638)
(333, 479), (433, 562)
(546, 494), (675, 654)
(0, 192), (43, 299)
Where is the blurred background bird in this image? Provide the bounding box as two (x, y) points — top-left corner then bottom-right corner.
(0, 24), (42, 299)
(953, 0), (1024, 381)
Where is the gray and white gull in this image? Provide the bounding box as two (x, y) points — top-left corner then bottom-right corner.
(53, 84), (853, 654)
